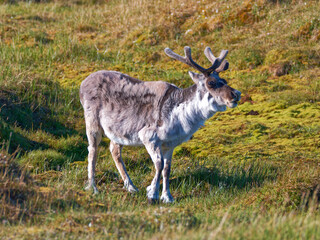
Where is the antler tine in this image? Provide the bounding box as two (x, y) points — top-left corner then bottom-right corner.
(183, 46), (208, 74)
(165, 46), (219, 76)
(216, 60), (229, 73)
(164, 47), (205, 73)
(219, 50), (229, 61)
(204, 47), (216, 64)
(164, 47), (189, 65)
(204, 47), (229, 73)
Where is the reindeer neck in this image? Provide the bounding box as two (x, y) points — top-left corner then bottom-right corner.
(166, 84), (215, 135)
(180, 84), (215, 120)
(180, 84), (198, 103)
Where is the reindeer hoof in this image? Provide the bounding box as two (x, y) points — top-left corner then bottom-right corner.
(160, 194), (174, 203)
(146, 185), (159, 201)
(124, 184), (139, 193)
(124, 180), (139, 193)
(85, 184), (99, 194)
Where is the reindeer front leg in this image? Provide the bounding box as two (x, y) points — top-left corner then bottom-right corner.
(139, 128), (163, 203)
(161, 148), (174, 203)
(145, 142), (163, 203)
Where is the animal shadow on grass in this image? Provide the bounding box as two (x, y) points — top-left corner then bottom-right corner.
(0, 153), (82, 223)
(170, 163), (278, 201)
(0, 90), (77, 137)
(0, 88), (87, 162)
(0, 119), (49, 152)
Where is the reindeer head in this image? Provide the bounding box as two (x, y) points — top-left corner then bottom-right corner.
(165, 46), (241, 110)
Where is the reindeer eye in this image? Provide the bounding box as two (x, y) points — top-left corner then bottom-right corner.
(208, 81), (216, 88)
(208, 81), (223, 89)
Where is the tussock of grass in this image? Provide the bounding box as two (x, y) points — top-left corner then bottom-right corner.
(0, 151), (80, 224)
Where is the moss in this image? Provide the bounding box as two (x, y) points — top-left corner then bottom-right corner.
(56, 63), (96, 88)
(264, 49), (315, 75)
(229, 48), (264, 70)
(264, 49), (285, 65)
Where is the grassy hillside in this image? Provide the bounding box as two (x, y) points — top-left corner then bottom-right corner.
(0, 0), (319, 239)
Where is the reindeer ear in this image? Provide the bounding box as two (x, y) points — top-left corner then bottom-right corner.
(188, 71), (203, 84)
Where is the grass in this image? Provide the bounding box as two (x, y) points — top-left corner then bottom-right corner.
(0, 0), (319, 239)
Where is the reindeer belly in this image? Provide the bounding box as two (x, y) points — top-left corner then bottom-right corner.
(99, 110), (146, 146)
(104, 128), (143, 146)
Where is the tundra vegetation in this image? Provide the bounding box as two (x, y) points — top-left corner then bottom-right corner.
(0, 0), (319, 239)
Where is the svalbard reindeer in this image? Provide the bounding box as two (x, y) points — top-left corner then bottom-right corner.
(80, 46), (241, 203)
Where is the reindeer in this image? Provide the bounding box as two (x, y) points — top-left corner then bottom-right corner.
(80, 46), (241, 203)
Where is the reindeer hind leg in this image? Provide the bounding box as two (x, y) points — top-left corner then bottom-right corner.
(84, 110), (102, 194)
(110, 141), (138, 193)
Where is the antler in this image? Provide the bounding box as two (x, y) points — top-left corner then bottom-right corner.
(165, 46), (229, 75)
(204, 47), (229, 73)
